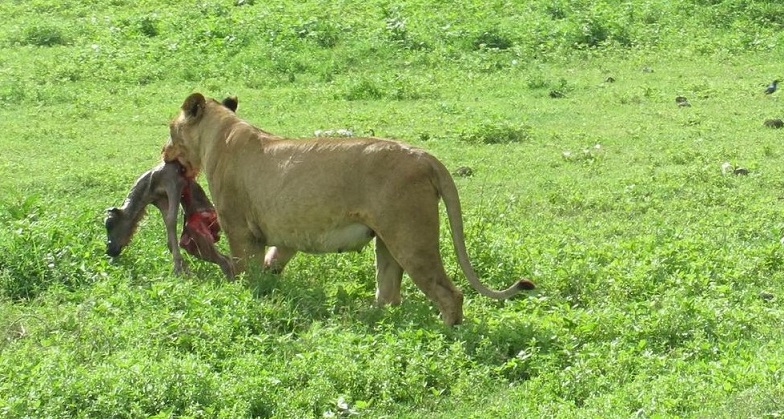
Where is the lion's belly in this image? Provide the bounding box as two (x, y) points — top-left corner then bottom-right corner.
(267, 222), (374, 254)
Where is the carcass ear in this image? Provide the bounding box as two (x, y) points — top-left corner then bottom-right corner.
(106, 207), (121, 215)
(221, 96), (238, 113)
(182, 93), (206, 119)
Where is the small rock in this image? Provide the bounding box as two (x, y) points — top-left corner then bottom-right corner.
(721, 162), (749, 176)
(604, 76), (616, 83)
(733, 167), (749, 176)
(675, 96), (691, 107)
(453, 166), (474, 177)
(549, 90), (565, 98)
(314, 129), (354, 138)
(764, 119), (784, 128)
(765, 80), (779, 95)
(642, 66), (654, 73)
(759, 291), (775, 301)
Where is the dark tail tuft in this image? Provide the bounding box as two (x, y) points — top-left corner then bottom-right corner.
(517, 279), (536, 290)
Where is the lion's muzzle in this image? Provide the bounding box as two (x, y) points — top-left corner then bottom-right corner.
(161, 138), (177, 163)
(161, 140), (198, 179)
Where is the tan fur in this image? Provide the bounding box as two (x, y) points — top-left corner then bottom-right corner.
(163, 93), (534, 325)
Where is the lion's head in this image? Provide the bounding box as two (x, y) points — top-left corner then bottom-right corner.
(162, 93), (239, 179)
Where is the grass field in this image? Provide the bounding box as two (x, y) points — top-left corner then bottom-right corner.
(2, 1), (784, 417)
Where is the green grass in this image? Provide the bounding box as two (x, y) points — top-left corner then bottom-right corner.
(2, 0), (784, 417)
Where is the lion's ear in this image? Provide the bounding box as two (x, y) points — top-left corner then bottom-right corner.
(221, 96), (238, 113)
(182, 93), (206, 119)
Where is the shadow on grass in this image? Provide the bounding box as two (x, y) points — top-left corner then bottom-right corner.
(242, 264), (448, 332)
(240, 264), (544, 384)
(243, 267), (334, 334)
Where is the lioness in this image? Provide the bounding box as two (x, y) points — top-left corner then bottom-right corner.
(162, 93), (535, 325)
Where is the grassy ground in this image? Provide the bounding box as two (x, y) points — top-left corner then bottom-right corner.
(2, 1), (784, 417)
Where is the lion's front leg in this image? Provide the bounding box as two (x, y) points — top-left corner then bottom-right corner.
(221, 223), (266, 274)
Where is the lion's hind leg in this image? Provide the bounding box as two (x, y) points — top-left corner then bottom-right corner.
(402, 252), (464, 326)
(375, 225), (464, 326)
(263, 246), (297, 274)
(374, 238), (403, 306)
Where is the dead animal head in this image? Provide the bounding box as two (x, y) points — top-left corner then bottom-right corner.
(104, 206), (136, 257)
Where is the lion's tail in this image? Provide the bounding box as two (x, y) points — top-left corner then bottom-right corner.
(431, 158), (535, 299)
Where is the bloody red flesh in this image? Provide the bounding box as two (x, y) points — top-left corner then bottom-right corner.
(178, 176), (222, 256)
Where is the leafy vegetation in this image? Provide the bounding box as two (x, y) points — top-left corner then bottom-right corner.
(2, 0), (784, 417)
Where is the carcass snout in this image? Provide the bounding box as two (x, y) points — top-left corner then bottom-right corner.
(106, 242), (122, 257)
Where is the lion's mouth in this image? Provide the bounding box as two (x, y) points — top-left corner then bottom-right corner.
(175, 159), (198, 181)
(162, 148), (198, 180)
